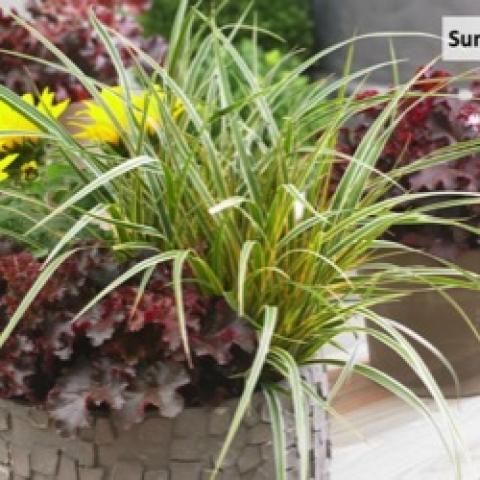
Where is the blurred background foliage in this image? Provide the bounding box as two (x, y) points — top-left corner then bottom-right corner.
(142, 0), (315, 54)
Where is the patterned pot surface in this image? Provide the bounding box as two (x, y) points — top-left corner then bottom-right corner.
(0, 368), (330, 480)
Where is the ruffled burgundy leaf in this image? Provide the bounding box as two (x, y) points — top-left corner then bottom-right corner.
(118, 362), (189, 427)
(192, 320), (256, 365)
(409, 165), (476, 192)
(0, 0), (167, 101)
(336, 67), (480, 256)
(48, 360), (130, 432)
(0, 243), (256, 430)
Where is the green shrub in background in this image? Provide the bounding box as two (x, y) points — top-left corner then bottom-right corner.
(142, 0), (314, 53)
(236, 38), (309, 115)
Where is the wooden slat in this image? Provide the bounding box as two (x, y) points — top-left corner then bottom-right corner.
(328, 369), (392, 414)
(330, 372), (480, 479)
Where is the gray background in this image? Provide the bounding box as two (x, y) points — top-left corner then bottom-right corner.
(2, 0), (480, 83)
(1, 0), (26, 14)
(315, 0), (480, 83)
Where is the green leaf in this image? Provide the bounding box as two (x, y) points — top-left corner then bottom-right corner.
(268, 347), (310, 480)
(211, 306), (277, 478)
(237, 240), (256, 316)
(27, 156), (155, 234)
(172, 249), (193, 366)
(263, 385), (287, 480)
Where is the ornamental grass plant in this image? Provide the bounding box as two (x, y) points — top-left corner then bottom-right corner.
(0, 2), (480, 479)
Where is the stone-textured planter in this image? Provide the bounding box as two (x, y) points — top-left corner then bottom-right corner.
(314, 0), (479, 84)
(0, 367), (330, 479)
(369, 250), (480, 397)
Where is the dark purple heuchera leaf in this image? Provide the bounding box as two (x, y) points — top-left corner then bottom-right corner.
(0, 244), (256, 431)
(337, 68), (480, 256)
(47, 360), (131, 432)
(0, 329), (60, 401)
(117, 361), (189, 428)
(77, 283), (255, 366)
(154, 288), (203, 353)
(0, 359), (34, 398)
(0, 245), (117, 324)
(0, 0), (167, 101)
(75, 284), (205, 352)
(48, 317), (76, 361)
(190, 308), (256, 365)
(48, 360), (190, 432)
(76, 295), (128, 348)
(455, 102), (480, 139)
(409, 165), (476, 192)
(47, 364), (98, 430)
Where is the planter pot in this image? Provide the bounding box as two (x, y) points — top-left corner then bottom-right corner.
(314, 0), (479, 84)
(368, 250), (480, 397)
(0, 367), (330, 480)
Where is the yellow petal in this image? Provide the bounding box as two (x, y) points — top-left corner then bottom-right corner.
(21, 160), (38, 172)
(0, 153), (19, 171)
(74, 84), (181, 145)
(50, 99), (70, 118)
(0, 88), (70, 147)
(21, 93), (35, 105)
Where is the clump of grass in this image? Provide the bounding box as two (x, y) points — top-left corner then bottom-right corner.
(0, 3), (479, 478)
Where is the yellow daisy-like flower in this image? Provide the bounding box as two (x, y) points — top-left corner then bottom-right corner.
(74, 86), (183, 145)
(0, 88), (69, 151)
(0, 153), (19, 182)
(20, 160), (39, 181)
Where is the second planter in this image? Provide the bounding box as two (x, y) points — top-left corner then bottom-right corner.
(369, 250), (480, 397)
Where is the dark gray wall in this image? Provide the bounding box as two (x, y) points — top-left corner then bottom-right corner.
(315, 0), (480, 83)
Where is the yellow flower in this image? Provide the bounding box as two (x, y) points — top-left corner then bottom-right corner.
(74, 86), (183, 145)
(0, 88), (69, 151)
(0, 153), (19, 181)
(20, 160), (38, 181)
